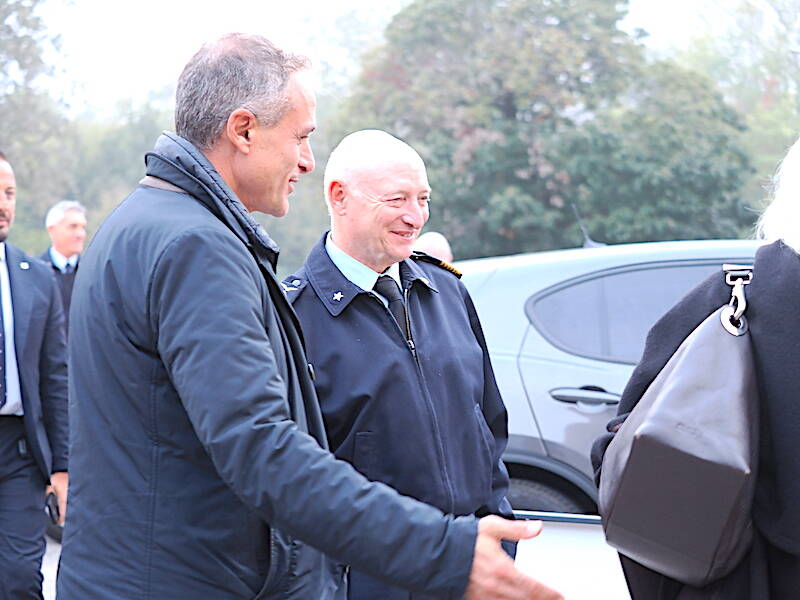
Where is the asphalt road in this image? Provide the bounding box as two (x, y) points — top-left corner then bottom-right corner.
(43, 537), (59, 600)
(42, 523), (629, 600)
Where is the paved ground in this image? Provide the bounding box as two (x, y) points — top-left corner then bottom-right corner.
(41, 522), (629, 599)
(515, 520), (630, 599)
(43, 537), (59, 600)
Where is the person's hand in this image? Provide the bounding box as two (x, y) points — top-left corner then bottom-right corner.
(50, 471), (69, 525)
(464, 516), (563, 600)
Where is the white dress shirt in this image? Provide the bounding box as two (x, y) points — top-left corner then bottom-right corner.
(0, 243), (24, 415)
(49, 247), (78, 273)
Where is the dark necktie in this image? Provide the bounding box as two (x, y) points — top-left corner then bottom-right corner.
(374, 275), (409, 340)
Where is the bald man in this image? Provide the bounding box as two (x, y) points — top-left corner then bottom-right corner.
(414, 231), (453, 262)
(284, 130), (521, 600)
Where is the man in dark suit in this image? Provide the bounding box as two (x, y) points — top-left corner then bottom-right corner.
(0, 152), (68, 599)
(39, 200), (86, 326)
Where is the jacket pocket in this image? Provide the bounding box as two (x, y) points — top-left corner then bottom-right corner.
(353, 431), (376, 480)
(473, 404), (494, 459)
(473, 404), (495, 495)
(254, 527), (291, 599)
(254, 526), (347, 600)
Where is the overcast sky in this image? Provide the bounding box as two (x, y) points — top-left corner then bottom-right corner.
(39, 0), (728, 118)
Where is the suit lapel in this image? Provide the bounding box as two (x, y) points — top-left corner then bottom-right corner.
(6, 245), (33, 358)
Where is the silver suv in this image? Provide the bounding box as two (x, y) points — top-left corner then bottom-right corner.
(458, 239), (762, 513)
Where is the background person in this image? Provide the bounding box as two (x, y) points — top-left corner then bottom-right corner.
(285, 129), (515, 600)
(591, 137), (800, 598)
(0, 152), (68, 599)
(413, 230), (453, 262)
(56, 34), (561, 600)
(40, 200), (86, 329)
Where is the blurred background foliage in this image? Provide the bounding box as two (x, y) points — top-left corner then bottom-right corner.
(2, 0), (799, 274)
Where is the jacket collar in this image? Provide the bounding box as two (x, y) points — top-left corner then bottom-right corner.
(144, 132), (281, 270)
(304, 233), (437, 318)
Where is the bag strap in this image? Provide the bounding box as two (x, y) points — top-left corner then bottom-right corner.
(721, 263), (753, 336)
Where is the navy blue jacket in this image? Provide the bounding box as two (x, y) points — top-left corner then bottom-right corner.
(286, 237), (513, 519)
(57, 133), (477, 600)
(6, 244), (68, 478)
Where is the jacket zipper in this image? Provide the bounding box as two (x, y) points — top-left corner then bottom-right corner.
(402, 285), (455, 513)
(403, 288), (417, 359)
(370, 288), (456, 509)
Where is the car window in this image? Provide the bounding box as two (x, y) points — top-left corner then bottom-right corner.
(527, 262), (726, 364)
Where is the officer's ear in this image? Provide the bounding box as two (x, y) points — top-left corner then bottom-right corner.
(225, 109), (258, 154)
(328, 181), (348, 215)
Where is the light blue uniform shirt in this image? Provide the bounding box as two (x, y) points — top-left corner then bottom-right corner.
(325, 233), (401, 307)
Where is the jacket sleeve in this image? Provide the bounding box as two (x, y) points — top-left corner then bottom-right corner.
(590, 269), (731, 485)
(149, 228), (477, 598)
(39, 270), (69, 473)
(464, 286), (514, 520)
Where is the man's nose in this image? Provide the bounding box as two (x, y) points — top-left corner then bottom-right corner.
(402, 201), (427, 228)
(299, 141), (315, 174)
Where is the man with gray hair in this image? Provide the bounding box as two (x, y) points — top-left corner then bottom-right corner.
(40, 200), (86, 326)
(57, 34), (561, 600)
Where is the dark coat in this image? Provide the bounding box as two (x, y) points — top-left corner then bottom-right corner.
(592, 240), (800, 599)
(6, 244), (68, 478)
(38, 248), (77, 329)
(56, 132), (477, 600)
(286, 238), (512, 518)
(286, 239), (514, 598)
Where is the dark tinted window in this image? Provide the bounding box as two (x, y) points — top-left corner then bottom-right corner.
(528, 262), (722, 364)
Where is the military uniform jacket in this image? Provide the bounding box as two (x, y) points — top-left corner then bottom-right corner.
(57, 133), (477, 600)
(286, 236), (513, 520)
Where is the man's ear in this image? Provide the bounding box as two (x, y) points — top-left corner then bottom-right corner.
(225, 109), (258, 153)
(328, 181), (347, 215)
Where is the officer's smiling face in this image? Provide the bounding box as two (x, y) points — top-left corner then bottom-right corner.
(334, 156), (430, 273)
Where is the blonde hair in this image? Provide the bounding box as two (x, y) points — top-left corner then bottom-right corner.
(757, 135), (800, 252)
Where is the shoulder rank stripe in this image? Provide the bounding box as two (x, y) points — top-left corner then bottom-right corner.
(411, 251), (462, 278)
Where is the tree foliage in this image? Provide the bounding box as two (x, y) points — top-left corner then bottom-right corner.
(673, 0), (800, 213)
(0, 0), (75, 251)
(334, 0), (754, 258)
(557, 62), (752, 244)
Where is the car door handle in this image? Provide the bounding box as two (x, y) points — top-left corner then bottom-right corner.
(549, 387), (621, 406)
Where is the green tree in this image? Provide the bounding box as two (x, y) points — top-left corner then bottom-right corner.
(69, 95), (172, 229)
(557, 62), (752, 244)
(0, 0), (75, 253)
(334, 0), (753, 258)
(262, 3), (413, 276)
(672, 0), (800, 213)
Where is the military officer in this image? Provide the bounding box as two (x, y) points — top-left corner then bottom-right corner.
(285, 129), (515, 600)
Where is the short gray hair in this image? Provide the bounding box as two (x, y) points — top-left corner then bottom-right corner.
(45, 200), (86, 228)
(175, 33), (310, 151)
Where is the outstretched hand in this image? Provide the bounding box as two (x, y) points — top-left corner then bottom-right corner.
(464, 516), (563, 600)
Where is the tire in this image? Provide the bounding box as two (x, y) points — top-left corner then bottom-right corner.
(507, 477), (588, 513)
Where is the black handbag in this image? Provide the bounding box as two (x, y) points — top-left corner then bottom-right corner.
(599, 264), (758, 587)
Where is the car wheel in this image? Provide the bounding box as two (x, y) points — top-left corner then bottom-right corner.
(507, 477), (587, 513)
